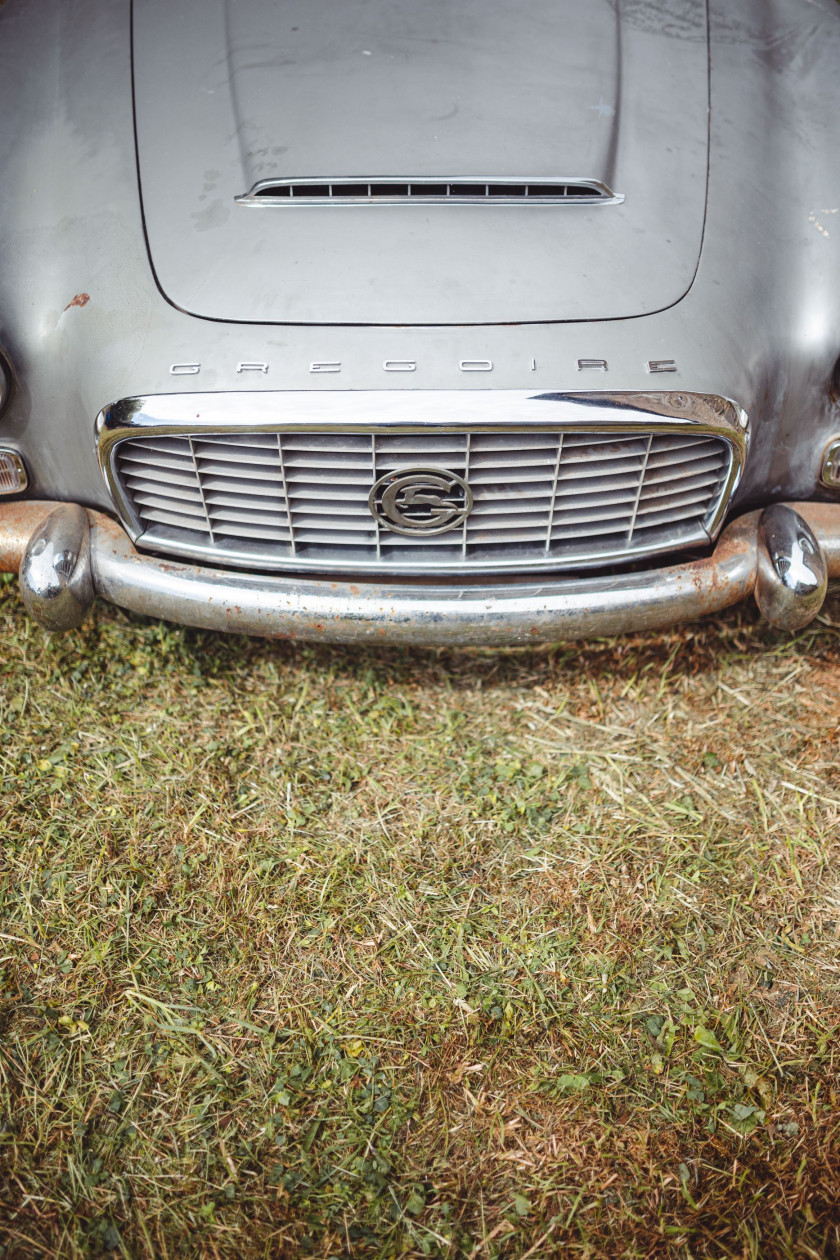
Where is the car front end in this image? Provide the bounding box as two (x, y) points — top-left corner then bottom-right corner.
(1, 0), (839, 644)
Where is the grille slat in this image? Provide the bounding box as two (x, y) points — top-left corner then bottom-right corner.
(120, 451), (195, 474)
(469, 501), (556, 518)
(131, 491), (208, 518)
(205, 499), (291, 522)
(137, 506), (214, 534)
(639, 472), (722, 502)
(645, 454), (724, 481)
(211, 523), (293, 542)
(292, 537), (377, 549)
(635, 487), (720, 518)
(194, 453), (285, 471)
(114, 427), (731, 575)
(471, 467), (557, 482)
(123, 472), (204, 496)
(289, 504), (376, 520)
(287, 486), (378, 503)
(466, 455), (559, 470)
(551, 503), (654, 529)
(468, 511), (558, 530)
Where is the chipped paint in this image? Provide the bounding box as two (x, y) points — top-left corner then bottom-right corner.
(808, 209), (838, 239)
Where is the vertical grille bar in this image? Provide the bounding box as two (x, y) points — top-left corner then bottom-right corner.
(545, 433), (565, 554)
(461, 432), (472, 561)
(276, 433), (296, 556)
(371, 433), (381, 560)
(626, 434), (654, 547)
(188, 436), (215, 544)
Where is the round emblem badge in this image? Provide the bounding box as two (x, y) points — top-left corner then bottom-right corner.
(368, 466), (474, 536)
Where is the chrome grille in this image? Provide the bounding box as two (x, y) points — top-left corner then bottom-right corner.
(113, 428), (732, 575)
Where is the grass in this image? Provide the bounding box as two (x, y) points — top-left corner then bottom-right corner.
(0, 571), (839, 1258)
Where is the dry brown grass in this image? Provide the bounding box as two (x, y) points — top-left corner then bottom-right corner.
(1, 576), (839, 1257)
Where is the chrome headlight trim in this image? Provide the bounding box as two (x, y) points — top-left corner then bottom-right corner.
(96, 390), (748, 577)
(0, 449), (28, 497)
(820, 436), (840, 489)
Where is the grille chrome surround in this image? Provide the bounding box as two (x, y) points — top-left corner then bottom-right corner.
(98, 391), (747, 578)
(235, 177), (623, 207)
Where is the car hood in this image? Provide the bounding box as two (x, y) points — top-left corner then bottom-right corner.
(133, 0), (709, 326)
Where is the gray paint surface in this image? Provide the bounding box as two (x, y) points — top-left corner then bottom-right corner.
(133, 0), (709, 324)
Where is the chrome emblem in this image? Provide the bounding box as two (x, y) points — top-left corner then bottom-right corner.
(369, 467), (473, 536)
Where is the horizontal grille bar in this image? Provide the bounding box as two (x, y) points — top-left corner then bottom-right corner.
(112, 427), (732, 577)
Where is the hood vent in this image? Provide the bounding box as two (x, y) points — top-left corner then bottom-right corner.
(235, 177), (623, 207)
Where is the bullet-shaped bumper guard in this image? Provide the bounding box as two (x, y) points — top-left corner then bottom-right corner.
(1, 500), (838, 645)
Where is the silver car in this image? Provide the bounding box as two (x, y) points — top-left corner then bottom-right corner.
(1, 0), (839, 645)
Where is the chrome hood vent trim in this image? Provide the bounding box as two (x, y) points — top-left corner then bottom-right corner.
(235, 178), (623, 207)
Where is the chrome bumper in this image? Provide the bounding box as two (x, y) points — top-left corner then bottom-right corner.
(1, 500), (838, 645)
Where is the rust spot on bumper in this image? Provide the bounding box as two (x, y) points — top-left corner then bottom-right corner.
(0, 500), (70, 574)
